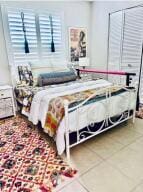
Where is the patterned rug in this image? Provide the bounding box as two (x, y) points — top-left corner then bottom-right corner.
(0, 116), (77, 192)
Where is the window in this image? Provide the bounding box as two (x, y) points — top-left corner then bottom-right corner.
(4, 7), (64, 66)
(39, 13), (63, 59)
(7, 8), (38, 65)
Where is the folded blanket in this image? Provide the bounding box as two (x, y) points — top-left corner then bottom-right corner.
(44, 86), (126, 137)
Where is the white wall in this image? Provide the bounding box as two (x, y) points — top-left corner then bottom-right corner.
(0, 6), (11, 85)
(0, 1), (91, 85)
(1, 1), (143, 85)
(90, 1), (143, 69)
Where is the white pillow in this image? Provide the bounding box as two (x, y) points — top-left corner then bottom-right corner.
(30, 59), (70, 86)
(51, 59), (69, 72)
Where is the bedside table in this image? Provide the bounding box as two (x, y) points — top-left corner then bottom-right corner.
(0, 85), (16, 119)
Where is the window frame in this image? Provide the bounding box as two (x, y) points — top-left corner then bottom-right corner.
(1, 6), (66, 69)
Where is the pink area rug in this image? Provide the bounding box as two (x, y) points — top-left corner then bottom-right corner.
(0, 116), (77, 192)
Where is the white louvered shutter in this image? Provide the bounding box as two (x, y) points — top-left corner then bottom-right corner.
(108, 6), (143, 102)
(108, 11), (123, 84)
(121, 7), (143, 87)
(39, 13), (63, 59)
(140, 68), (143, 103)
(8, 8), (38, 65)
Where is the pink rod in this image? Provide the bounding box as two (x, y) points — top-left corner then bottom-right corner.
(79, 69), (127, 76)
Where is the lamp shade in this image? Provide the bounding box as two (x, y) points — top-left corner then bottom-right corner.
(79, 57), (90, 67)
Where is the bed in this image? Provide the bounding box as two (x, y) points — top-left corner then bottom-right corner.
(15, 68), (137, 161)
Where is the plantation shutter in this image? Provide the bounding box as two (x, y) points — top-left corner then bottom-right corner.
(121, 7), (143, 86)
(39, 13), (63, 59)
(108, 6), (143, 102)
(108, 11), (123, 83)
(7, 8), (38, 65)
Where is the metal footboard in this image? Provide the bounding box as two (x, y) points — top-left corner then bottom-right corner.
(64, 85), (137, 161)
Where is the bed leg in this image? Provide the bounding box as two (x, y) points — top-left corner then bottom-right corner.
(132, 109), (136, 124)
(64, 100), (70, 162)
(66, 144), (70, 162)
(132, 83), (138, 124)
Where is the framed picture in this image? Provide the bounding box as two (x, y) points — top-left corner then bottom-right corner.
(69, 27), (87, 62)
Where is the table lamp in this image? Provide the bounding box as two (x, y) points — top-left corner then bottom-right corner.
(78, 57), (90, 69)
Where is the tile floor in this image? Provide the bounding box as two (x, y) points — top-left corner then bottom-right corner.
(55, 118), (143, 192)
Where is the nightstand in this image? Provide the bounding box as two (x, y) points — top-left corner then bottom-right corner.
(0, 85), (16, 119)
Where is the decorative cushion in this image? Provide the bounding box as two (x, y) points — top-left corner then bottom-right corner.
(30, 60), (70, 86)
(37, 70), (77, 86)
(17, 65), (33, 86)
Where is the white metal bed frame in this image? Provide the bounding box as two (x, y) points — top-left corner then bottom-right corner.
(63, 85), (137, 161)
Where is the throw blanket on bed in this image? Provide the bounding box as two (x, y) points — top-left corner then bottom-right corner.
(15, 81), (84, 115)
(44, 86), (125, 137)
(15, 86), (45, 113)
(15, 84), (68, 114)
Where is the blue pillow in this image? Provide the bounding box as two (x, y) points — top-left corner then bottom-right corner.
(38, 70), (77, 86)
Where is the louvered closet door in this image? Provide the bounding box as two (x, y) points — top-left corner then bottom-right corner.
(108, 11), (123, 84)
(121, 6), (143, 89)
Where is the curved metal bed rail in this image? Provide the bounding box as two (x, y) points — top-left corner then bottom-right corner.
(64, 85), (137, 162)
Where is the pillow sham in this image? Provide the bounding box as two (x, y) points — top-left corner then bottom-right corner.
(30, 61), (70, 86)
(17, 65), (33, 86)
(37, 70), (77, 86)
